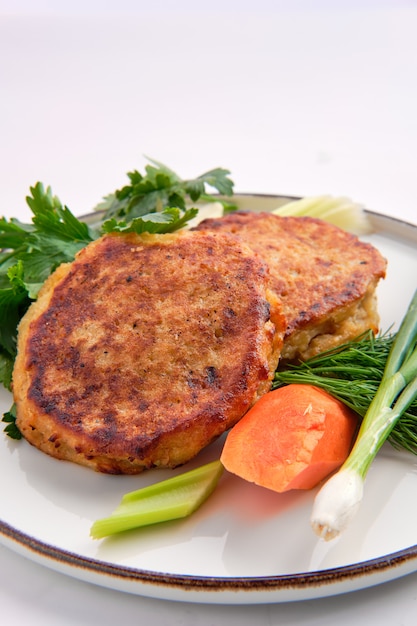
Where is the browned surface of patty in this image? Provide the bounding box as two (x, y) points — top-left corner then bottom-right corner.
(13, 230), (285, 474)
(194, 212), (387, 362)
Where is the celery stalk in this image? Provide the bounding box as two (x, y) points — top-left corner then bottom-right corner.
(90, 460), (223, 539)
(273, 195), (373, 235)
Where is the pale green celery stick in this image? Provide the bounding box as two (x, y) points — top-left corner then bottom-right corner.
(90, 460), (223, 539)
(272, 195), (373, 235)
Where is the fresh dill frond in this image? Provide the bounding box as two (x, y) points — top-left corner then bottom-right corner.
(273, 329), (417, 455)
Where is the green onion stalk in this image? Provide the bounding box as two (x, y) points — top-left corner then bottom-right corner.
(311, 289), (417, 540)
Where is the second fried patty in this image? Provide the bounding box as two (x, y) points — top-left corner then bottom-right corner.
(13, 229), (285, 474)
(194, 211), (387, 362)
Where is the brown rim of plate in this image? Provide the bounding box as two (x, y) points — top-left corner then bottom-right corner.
(2, 518), (417, 595)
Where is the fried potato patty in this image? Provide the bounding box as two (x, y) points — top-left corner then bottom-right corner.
(13, 230), (285, 474)
(194, 212), (387, 362)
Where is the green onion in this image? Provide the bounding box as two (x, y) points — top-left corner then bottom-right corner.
(311, 289), (417, 540)
(90, 460), (223, 539)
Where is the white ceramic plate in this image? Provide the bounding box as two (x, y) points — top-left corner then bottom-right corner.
(1, 195), (417, 605)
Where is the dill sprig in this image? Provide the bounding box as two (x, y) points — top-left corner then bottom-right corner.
(273, 329), (417, 455)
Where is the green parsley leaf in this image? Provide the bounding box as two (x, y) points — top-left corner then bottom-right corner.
(0, 185), (98, 363)
(0, 216), (34, 250)
(97, 158), (235, 220)
(0, 184), (97, 298)
(101, 207), (199, 235)
(27, 182), (98, 242)
(0, 350), (14, 391)
(0, 262), (31, 358)
(2, 404), (21, 440)
(185, 167), (234, 199)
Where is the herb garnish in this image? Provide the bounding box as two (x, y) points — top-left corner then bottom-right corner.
(96, 158), (236, 220)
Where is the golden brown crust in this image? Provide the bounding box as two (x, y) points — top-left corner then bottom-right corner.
(194, 212), (387, 361)
(13, 230), (285, 473)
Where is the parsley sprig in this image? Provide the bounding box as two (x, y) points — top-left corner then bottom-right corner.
(101, 206), (199, 235)
(96, 158), (235, 219)
(0, 183), (97, 393)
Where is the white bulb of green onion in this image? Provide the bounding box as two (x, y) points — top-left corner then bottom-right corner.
(311, 468), (364, 540)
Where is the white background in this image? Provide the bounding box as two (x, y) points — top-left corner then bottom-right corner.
(1, 1), (417, 624)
